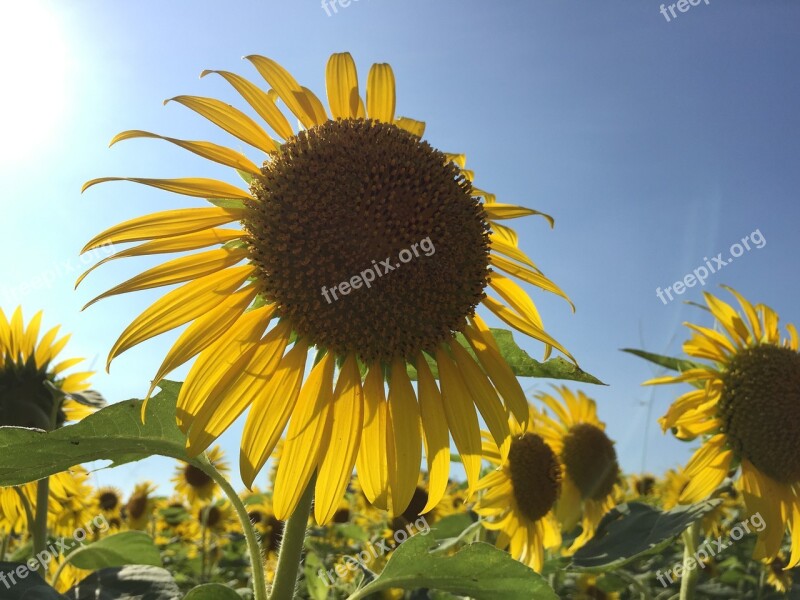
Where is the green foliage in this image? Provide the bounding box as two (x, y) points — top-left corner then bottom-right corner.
(621, 348), (703, 373)
(67, 531), (162, 570)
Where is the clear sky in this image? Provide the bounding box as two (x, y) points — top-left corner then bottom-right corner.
(1, 0), (798, 497)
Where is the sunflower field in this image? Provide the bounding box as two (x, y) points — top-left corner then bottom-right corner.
(2, 2), (799, 599)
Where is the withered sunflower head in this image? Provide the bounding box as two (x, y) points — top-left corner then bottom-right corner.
(245, 118), (491, 363)
(719, 344), (800, 483)
(0, 358), (65, 429)
(508, 433), (562, 522)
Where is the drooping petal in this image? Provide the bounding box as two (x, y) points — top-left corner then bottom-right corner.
(415, 355), (450, 513)
(387, 357), (422, 516)
(356, 362), (390, 508)
(82, 176), (253, 201)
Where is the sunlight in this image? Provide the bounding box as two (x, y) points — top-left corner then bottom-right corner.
(0, 0), (69, 163)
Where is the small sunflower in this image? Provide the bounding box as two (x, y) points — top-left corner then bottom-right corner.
(473, 418), (563, 572)
(80, 51), (575, 524)
(0, 307), (102, 429)
(49, 466), (97, 538)
(124, 482), (158, 530)
(764, 554), (793, 593)
(171, 445), (229, 506)
(647, 287), (800, 566)
(96, 486), (124, 516)
(534, 387), (620, 553)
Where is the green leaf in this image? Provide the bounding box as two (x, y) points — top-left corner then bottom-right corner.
(67, 531), (162, 571)
(345, 531), (557, 600)
(303, 552), (330, 600)
(621, 348), (703, 373)
(407, 328), (605, 385)
(0, 381), (198, 486)
(570, 500), (722, 573)
(184, 583), (243, 599)
(430, 513), (476, 541)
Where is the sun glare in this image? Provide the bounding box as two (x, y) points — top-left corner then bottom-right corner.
(0, 1), (69, 163)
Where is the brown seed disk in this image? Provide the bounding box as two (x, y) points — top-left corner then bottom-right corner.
(98, 491), (120, 511)
(719, 344), (800, 483)
(183, 463), (213, 488)
(245, 118), (491, 363)
(508, 433), (562, 522)
(561, 423), (620, 501)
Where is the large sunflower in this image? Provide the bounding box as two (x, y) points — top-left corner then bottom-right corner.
(534, 386), (620, 553)
(473, 416), (563, 572)
(648, 287), (800, 566)
(80, 52), (574, 524)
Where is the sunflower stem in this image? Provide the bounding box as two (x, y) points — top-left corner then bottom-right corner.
(196, 454), (268, 600)
(269, 474), (316, 600)
(32, 477), (50, 578)
(679, 521), (701, 600)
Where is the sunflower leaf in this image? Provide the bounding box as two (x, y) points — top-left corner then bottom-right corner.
(408, 329), (604, 384)
(621, 348), (704, 373)
(0, 381), (199, 486)
(569, 500), (723, 573)
(184, 583), (243, 599)
(67, 531), (162, 570)
(345, 531), (557, 600)
(67, 565), (181, 600)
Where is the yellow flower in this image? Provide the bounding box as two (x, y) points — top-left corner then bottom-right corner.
(48, 466), (98, 538)
(660, 467), (739, 538)
(473, 416), (563, 572)
(534, 387), (620, 553)
(0, 307), (100, 429)
(95, 486), (124, 517)
(80, 51), (574, 524)
(124, 482), (158, 530)
(647, 287), (800, 566)
(764, 554), (792, 593)
(171, 445), (228, 506)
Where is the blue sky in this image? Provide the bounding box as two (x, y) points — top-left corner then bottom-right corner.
(1, 0), (798, 498)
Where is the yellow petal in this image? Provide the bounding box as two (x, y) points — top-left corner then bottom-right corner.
(21, 310), (43, 360)
(273, 352), (335, 519)
(415, 355), (450, 513)
(449, 342), (510, 461)
(463, 318), (528, 426)
(80, 207), (244, 254)
(110, 130), (261, 174)
(148, 284), (259, 397)
(165, 95), (278, 153)
(490, 255), (574, 312)
(200, 70), (295, 140)
(245, 55), (320, 129)
(177, 303), (275, 432)
(76, 228), (242, 288)
(366, 63), (395, 122)
(82, 176), (252, 201)
(237, 339), (309, 482)
(386, 358), (422, 516)
(489, 236), (540, 271)
(435, 346), (481, 491)
(326, 53), (361, 120)
(485, 203), (554, 226)
(315, 353), (363, 524)
(107, 265), (254, 369)
(301, 86), (329, 125)
(356, 362), (390, 508)
(395, 117), (425, 137)
(84, 247), (249, 309)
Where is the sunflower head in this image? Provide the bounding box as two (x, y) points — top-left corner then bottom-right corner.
(172, 445), (229, 505)
(0, 308), (102, 430)
(125, 482), (158, 530)
(96, 486), (123, 513)
(81, 51), (575, 525)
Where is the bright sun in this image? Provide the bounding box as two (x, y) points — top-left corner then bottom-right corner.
(0, 0), (69, 163)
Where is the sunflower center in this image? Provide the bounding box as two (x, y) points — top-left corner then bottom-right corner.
(719, 344), (800, 483)
(508, 433), (561, 522)
(98, 491), (119, 511)
(199, 505), (222, 528)
(245, 118), (491, 362)
(184, 464), (213, 489)
(126, 494), (148, 520)
(561, 423), (619, 501)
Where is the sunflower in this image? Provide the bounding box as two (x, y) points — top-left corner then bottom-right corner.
(80, 51), (574, 524)
(647, 287), (800, 566)
(1, 307), (101, 430)
(124, 482), (158, 530)
(660, 467), (738, 538)
(764, 554), (793, 593)
(96, 486), (124, 517)
(48, 466), (98, 538)
(172, 445), (229, 506)
(473, 417), (563, 572)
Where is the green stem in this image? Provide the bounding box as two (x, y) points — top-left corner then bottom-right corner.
(269, 474), (316, 600)
(196, 455), (268, 600)
(13, 487), (35, 536)
(32, 477), (50, 578)
(679, 521), (701, 600)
